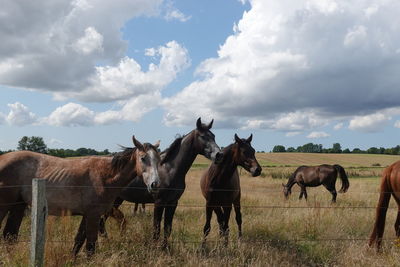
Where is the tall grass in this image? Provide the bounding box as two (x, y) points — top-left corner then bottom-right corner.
(1, 166), (399, 266)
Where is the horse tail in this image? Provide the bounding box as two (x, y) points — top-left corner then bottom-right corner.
(333, 164), (349, 193)
(369, 166), (392, 249)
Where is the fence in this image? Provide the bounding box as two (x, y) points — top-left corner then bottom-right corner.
(3, 182), (400, 266)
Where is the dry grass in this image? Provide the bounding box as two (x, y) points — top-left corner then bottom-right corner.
(2, 154), (400, 266)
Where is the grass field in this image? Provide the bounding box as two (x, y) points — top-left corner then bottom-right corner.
(2, 153), (400, 266)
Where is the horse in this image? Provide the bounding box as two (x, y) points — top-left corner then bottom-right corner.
(369, 160), (400, 250)
(282, 164), (349, 203)
(0, 136), (161, 257)
(98, 118), (223, 248)
(200, 134), (262, 244)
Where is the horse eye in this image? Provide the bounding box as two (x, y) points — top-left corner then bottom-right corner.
(141, 156), (146, 162)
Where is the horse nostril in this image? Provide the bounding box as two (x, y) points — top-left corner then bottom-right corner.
(151, 182), (158, 189)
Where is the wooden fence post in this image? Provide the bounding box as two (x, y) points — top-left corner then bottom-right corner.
(30, 178), (47, 267)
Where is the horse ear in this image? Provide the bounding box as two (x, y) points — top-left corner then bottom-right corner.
(234, 133), (242, 144)
(196, 117), (203, 131)
(153, 140), (160, 149)
(207, 119), (214, 130)
(246, 134), (253, 143)
(132, 135), (144, 151)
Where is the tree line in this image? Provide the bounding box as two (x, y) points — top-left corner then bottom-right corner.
(272, 142), (400, 155)
(0, 136), (110, 157)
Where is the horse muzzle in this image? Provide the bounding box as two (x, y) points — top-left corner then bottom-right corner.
(251, 166), (262, 177)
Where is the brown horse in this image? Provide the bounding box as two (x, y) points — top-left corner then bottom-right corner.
(200, 134), (261, 244)
(0, 136), (161, 257)
(282, 164), (349, 202)
(369, 160), (400, 250)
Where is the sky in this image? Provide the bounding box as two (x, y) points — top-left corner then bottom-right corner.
(1, 0), (400, 152)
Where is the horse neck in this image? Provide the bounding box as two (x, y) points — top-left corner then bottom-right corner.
(163, 133), (198, 185)
(107, 158), (138, 188)
(210, 146), (237, 186)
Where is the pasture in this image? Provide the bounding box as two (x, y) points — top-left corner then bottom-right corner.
(2, 153), (400, 266)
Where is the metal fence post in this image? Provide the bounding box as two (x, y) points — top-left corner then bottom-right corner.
(30, 178), (47, 267)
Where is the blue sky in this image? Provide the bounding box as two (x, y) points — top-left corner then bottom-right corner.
(1, 0), (400, 152)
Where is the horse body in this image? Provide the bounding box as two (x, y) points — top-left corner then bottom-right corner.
(0, 137), (161, 256)
(100, 118), (222, 247)
(283, 164), (349, 202)
(369, 160), (400, 250)
(201, 134), (261, 243)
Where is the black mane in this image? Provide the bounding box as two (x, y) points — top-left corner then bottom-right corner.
(160, 135), (185, 165)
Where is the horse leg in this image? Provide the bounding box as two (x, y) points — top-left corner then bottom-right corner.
(222, 206), (232, 245)
(203, 206), (213, 241)
(162, 204), (177, 249)
(133, 203), (139, 215)
(233, 199), (242, 238)
(72, 216), (87, 257)
(299, 184), (306, 200)
(153, 204), (165, 241)
(369, 185), (391, 250)
(324, 184), (337, 203)
(395, 207), (400, 237)
(99, 197), (124, 237)
(85, 215), (100, 257)
(141, 203), (146, 213)
(3, 202), (27, 241)
(213, 206), (225, 236)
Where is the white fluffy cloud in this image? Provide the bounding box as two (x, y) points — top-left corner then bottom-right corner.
(349, 112), (391, 133)
(46, 103), (95, 127)
(6, 102), (37, 126)
(163, 0), (400, 133)
(307, 131), (330, 139)
(56, 41), (189, 102)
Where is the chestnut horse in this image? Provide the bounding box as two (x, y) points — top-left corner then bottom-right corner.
(99, 118), (223, 248)
(282, 164), (349, 203)
(0, 136), (160, 256)
(369, 160), (400, 250)
(200, 134), (261, 244)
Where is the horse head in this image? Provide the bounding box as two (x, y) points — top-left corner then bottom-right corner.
(192, 117), (223, 164)
(132, 136), (161, 193)
(233, 133), (262, 177)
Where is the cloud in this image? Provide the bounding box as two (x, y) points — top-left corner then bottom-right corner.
(334, 123), (343, 130)
(348, 112), (391, 133)
(164, 5), (191, 22)
(163, 0), (400, 132)
(56, 41), (189, 102)
(46, 103), (95, 127)
(6, 102), (37, 126)
(307, 131), (330, 139)
(395, 121), (400, 128)
(0, 0), (165, 97)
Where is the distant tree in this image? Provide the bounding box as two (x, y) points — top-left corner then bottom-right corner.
(272, 145), (286, 153)
(298, 143), (322, 153)
(18, 136), (47, 154)
(287, 147), (296, 152)
(352, 148), (364, 154)
(331, 143), (342, 153)
(367, 147), (379, 154)
(342, 148), (351, 153)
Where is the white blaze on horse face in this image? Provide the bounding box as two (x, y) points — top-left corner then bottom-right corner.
(141, 149), (160, 193)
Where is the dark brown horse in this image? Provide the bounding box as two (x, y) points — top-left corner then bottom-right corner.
(0, 136), (161, 256)
(369, 160), (400, 250)
(200, 134), (261, 244)
(99, 118), (223, 248)
(282, 164), (349, 202)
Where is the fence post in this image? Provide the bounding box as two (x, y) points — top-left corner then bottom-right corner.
(30, 178), (47, 267)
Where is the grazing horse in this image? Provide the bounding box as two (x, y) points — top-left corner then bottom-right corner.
(282, 164), (349, 203)
(99, 118), (223, 248)
(0, 136), (161, 257)
(200, 134), (262, 244)
(369, 161), (400, 250)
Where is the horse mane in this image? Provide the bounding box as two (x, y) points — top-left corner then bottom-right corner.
(111, 147), (136, 172)
(160, 135), (185, 165)
(207, 144), (235, 185)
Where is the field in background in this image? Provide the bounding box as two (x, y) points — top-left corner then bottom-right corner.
(2, 153), (400, 266)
